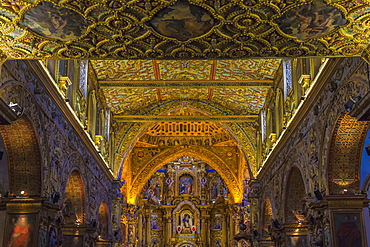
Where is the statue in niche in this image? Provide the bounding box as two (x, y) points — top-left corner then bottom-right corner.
(151, 216), (159, 230)
(211, 180), (219, 199)
(214, 218), (221, 229)
(180, 211), (193, 234)
(179, 176), (192, 195)
(183, 213), (191, 228)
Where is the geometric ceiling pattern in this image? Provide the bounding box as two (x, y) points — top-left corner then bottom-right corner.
(94, 59), (280, 115)
(1, 0), (370, 60)
(91, 59), (280, 81)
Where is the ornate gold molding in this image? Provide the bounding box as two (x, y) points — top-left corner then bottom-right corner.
(100, 80), (273, 88)
(114, 115), (258, 122)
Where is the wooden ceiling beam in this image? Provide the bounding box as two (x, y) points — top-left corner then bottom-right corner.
(99, 80), (273, 88)
(113, 115), (259, 122)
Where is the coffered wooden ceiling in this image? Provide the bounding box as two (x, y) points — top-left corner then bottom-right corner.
(0, 0), (369, 60)
(93, 59), (279, 115)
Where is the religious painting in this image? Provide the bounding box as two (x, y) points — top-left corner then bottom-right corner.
(4, 214), (37, 247)
(149, 0), (215, 41)
(179, 176), (193, 194)
(19, 1), (92, 41)
(331, 211), (365, 247)
(274, 0), (347, 40)
(286, 235), (308, 247)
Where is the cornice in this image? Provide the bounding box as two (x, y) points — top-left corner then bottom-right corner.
(257, 58), (345, 179)
(25, 60), (114, 182)
(0, 98), (20, 124)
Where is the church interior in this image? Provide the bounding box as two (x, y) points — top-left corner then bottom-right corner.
(1, 0), (370, 246)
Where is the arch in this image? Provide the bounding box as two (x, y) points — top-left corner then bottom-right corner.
(115, 100), (257, 178)
(0, 116), (41, 196)
(327, 114), (369, 195)
(261, 198), (273, 236)
(360, 129), (370, 190)
(97, 202), (109, 239)
(284, 166), (306, 224)
(127, 146), (242, 204)
(65, 170), (86, 223)
(173, 201), (200, 235)
(175, 241), (197, 247)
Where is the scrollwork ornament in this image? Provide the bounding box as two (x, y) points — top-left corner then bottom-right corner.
(59, 46), (87, 58)
(284, 46), (310, 57)
(228, 47), (253, 58)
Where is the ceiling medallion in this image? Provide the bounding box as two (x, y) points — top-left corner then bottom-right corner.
(148, 0), (215, 41)
(18, 1), (92, 42)
(274, 0), (347, 41)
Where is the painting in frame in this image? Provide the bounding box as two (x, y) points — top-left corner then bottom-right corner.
(286, 235), (308, 247)
(331, 211), (366, 247)
(4, 213), (38, 247)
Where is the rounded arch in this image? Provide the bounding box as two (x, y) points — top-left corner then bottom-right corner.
(97, 201), (109, 239)
(127, 146), (242, 204)
(65, 169), (86, 224)
(261, 198), (273, 236)
(327, 114), (369, 195)
(284, 166), (306, 224)
(175, 241), (197, 247)
(115, 100), (257, 178)
(0, 115), (41, 196)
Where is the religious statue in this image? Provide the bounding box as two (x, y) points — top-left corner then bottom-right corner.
(183, 214), (191, 228)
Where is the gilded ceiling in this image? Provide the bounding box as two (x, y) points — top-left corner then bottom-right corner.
(0, 0), (370, 60)
(95, 59), (279, 115)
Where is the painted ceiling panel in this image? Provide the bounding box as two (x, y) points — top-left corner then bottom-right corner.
(215, 60), (281, 81)
(102, 88), (158, 114)
(91, 60), (156, 81)
(1, 0), (370, 59)
(211, 88), (270, 115)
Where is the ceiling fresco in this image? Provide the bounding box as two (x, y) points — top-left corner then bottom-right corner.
(0, 0), (370, 60)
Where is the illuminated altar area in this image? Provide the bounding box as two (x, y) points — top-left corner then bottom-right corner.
(121, 155), (251, 247)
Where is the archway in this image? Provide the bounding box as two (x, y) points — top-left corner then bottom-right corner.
(127, 145), (242, 204)
(97, 202), (109, 239)
(65, 170), (86, 224)
(115, 101), (257, 177)
(328, 114), (369, 195)
(0, 116), (41, 196)
(261, 198), (273, 236)
(284, 166), (306, 224)
(175, 241), (197, 247)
